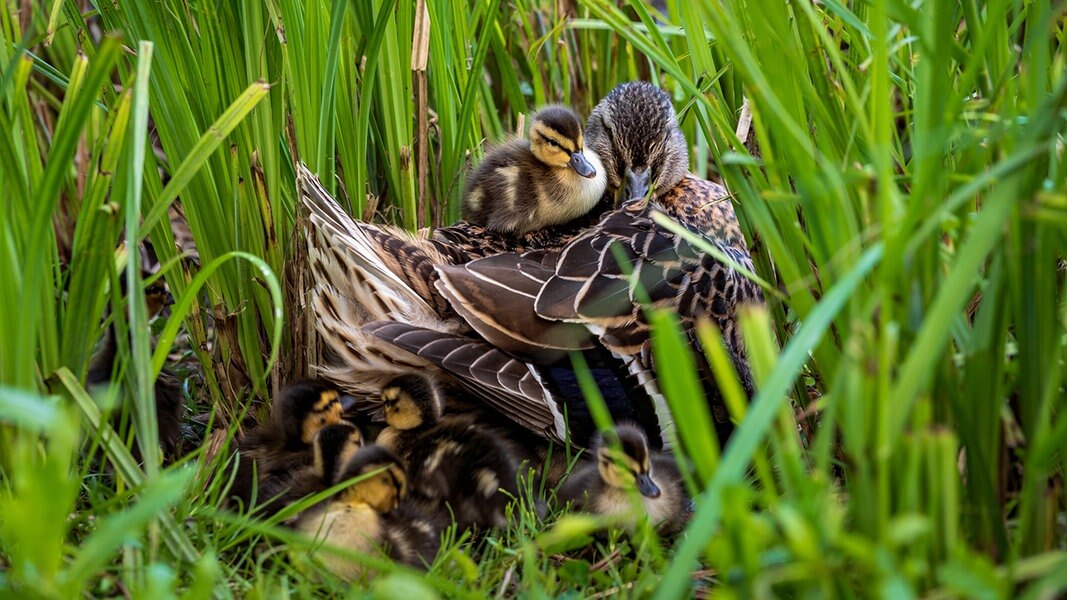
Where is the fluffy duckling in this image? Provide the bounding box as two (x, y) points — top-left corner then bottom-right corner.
(374, 373), (444, 457)
(267, 421), (365, 518)
(558, 423), (688, 536)
(294, 445), (441, 579)
(376, 373), (523, 531)
(229, 381), (351, 513)
(463, 106), (607, 235)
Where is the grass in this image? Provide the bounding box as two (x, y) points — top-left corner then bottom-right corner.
(1, 0), (1065, 597)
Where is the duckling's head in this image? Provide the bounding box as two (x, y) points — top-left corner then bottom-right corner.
(594, 423), (661, 498)
(275, 380), (352, 448)
(584, 81), (689, 201)
(143, 280), (174, 319)
(528, 106), (598, 179)
(313, 421), (364, 485)
(380, 374), (443, 431)
(335, 445), (408, 513)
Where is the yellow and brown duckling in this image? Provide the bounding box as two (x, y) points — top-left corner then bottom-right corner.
(267, 421), (365, 518)
(462, 106), (607, 235)
(375, 373), (524, 531)
(294, 445), (442, 579)
(374, 373), (444, 457)
(229, 380), (353, 513)
(557, 423), (688, 536)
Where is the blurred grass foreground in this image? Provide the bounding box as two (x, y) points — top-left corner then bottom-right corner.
(1, 0), (1066, 597)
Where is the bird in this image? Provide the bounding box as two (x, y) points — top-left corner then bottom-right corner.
(462, 105), (607, 235)
(375, 373), (525, 531)
(300, 80), (761, 449)
(363, 81), (763, 449)
(87, 274), (184, 463)
(227, 380), (353, 514)
(292, 444), (442, 579)
(266, 421), (365, 518)
(557, 422), (688, 536)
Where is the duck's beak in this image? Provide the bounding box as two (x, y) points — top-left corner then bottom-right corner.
(340, 394), (358, 412)
(568, 151), (597, 179)
(636, 473), (661, 498)
(622, 167), (651, 201)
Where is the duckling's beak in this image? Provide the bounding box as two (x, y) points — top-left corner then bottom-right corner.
(622, 167), (651, 201)
(636, 473), (661, 498)
(568, 151), (597, 179)
(340, 394), (358, 412)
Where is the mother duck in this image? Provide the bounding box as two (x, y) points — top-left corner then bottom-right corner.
(301, 82), (763, 449)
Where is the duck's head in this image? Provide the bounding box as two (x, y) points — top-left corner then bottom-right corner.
(275, 380), (354, 448)
(313, 421), (364, 485)
(380, 374), (443, 431)
(529, 106), (599, 179)
(335, 444), (408, 513)
(584, 81), (689, 201)
(595, 423), (661, 499)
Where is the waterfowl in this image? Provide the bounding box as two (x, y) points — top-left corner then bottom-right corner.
(300, 80), (761, 449)
(463, 106), (607, 235)
(375, 373), (523, 531)
(294, 445), (441, 579)
(363, 82), (763, 448)
(88, 275), (184, 462)
(558, 423), (688, 536)
(228, 380), (350, 513)
(266, 421), (365, 517)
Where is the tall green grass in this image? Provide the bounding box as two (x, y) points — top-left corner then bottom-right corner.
(1, 0), (1064, 597)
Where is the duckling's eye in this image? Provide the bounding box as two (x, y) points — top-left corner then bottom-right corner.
(545, 138), (561, 149)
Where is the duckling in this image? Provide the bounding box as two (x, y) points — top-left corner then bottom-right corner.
(463, 106), (607, 235)
(558, 423), (688, 536)
(265, 421), (365, 518)
(88, 275), (184, 463)
(228, 380), (350, 513)
(375, 373), (523, 531)
(294, 445), (441, 579)
(374, 373), (444, 457)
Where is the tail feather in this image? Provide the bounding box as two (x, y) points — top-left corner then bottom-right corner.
(297, 164), (462, 402)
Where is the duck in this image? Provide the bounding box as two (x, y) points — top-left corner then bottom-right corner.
(228, 380), (352, 513)
(362, 82), (763, 449)
(87, 273), (184, 463)
(462, 106), (607, 235)
(293, 445), (442, 579)
(375, 373), (524, 531)
(557, 422), (688, 536)
(300, 80), (761, 449)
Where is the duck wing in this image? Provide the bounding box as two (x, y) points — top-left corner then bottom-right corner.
(436, 198), (760, 360)
(364, 321), (674, 449)
(434, 253), (595, 363)
(362, 321), (566, 441)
